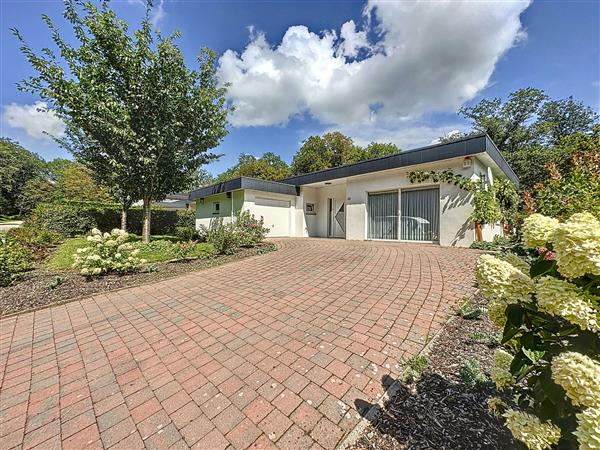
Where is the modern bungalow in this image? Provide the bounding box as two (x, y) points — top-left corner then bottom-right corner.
(189, 133), (518, 247)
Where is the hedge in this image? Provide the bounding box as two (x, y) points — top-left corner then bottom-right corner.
(24, 200), (190, 237)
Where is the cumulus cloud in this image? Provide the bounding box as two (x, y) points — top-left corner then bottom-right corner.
(2, 102), (65, 141)
(218, 0), (531, 129)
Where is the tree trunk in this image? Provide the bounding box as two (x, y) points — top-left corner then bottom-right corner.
(475, 222), (483, 242)
(120, 207), (128, 232)
(142, 197), (151, 243)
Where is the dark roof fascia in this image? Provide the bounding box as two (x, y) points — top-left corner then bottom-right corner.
(189, 177), (297, 199)
(281, 133), (519, 187)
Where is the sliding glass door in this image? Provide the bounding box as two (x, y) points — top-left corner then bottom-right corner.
(367, 192), (398, 240)
(400, 188), (440, 242)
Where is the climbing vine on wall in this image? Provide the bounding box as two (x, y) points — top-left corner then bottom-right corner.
(408, 170), (521, 228)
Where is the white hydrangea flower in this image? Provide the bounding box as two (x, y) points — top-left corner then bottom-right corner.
(80, 268), (90, 276)
(522, 214), (560, 248)
(476, 254), (534, 303)
(552, 213), (600, 279)
(551, 352), (600, 408)
(131, 249), (140, 257)
(487, 299), (508, 328)
(491, 349), (515, 390)
(92, 268), (102, 275)
(91, 228), (102, 236)
(504, 410), (561, 450)
(574, 408), (600, 450)
(536, 277), (599, 332)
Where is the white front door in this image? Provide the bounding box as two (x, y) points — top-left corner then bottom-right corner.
(328, 198), (345, 238)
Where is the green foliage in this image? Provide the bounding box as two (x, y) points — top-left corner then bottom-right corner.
(44, 238), (87, 270)
(203, 220), (240, 255)
(14, 0), (230, 242)
(402, 355), (429, 382)
(174, 209), (197, 240)
(363, 142), (400, 158)
(456, 302), (485, 320)
(7, 226), (63, 248)
(0, 138), (46, 215)
(459, 357), (488, 387)
(46, 276), (63, 290)
(73, 229), (145, 276)
(24, 201), (184, 237)
(408, 169), (519, 226)
(52, 161), (111, 202)
(468, 331), (501, 347)
(477, 214), (600, 448)
(459, 88), (598, 190)
(469, 235), (516, 251)
(0, 235), (33, 286)
(235, 211), (270, 247)
(533, 150), (600, 220)
(217, 152), (292, 182)
(133, 239), (214, 262)
(24, 203), (96, 237)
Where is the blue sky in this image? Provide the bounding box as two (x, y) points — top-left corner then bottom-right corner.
(1, 0), (598, 176)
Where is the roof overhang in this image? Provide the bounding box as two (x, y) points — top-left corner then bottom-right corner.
(189, 176), (298, 199)
(281, 133), (519, 187)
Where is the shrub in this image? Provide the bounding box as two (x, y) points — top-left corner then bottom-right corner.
(203, 219), (240, 255)
(459, 357), (488, 387)
(73, 228), (146, 276)
(174, 226), (196, 241)
(25, 203), (96, 237)
(402, 355), (429, 382)
(476, 211), (600, 449)
(7, 226), (63, 247)
(0, 235), (33, 286)
(235, 210), (269, 247)
(456, 302), (484, 320)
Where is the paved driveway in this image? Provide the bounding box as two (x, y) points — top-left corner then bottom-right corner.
(0, 239), (480, 450)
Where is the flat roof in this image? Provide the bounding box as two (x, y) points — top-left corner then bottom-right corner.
(189, 176), (298, 199)
(189, 133), (518, 199)
(281, 133), (518, 186)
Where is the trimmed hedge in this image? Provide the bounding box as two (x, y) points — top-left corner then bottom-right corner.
(24, 201), (190, 237)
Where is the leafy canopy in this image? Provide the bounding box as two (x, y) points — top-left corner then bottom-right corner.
(217, 152), (292, 182)
(291, 132), (399, 175)
(14, 0), (230, 240)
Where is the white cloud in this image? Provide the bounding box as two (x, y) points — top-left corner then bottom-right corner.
(2, 102), (65, 141)
(218, 0), (531, 130)
(150, 0), (166, 28)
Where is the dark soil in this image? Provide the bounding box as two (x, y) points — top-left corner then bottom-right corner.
(0, 243), (276, 316)
(349, 296), (516, 450)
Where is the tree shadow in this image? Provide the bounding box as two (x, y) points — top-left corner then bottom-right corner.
(354, 374), (515, 450)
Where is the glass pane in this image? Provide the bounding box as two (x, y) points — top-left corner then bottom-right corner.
(400, 188), (439, 241)
(368, 192), (398, 239)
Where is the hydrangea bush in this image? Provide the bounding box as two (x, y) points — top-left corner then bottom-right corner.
(73, 228), (146, 276)
(476, 212), (600, 449)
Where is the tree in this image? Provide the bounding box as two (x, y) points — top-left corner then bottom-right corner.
(459, 88), (598, 190)
(0, 138), (46, 215)
(291, 132), (365, 175)
(15, 177), (55, 214)
(188, 168), (216, 189)
(218, 152), (292, 182)
(50, 160), (111, 202)
(15, 0), (229, 242)
(363, 142), (400, 158)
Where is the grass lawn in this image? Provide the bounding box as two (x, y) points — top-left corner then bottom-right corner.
(45, 235), (214, 270)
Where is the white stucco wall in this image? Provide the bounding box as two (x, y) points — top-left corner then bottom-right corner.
(243, 189), (297, 238)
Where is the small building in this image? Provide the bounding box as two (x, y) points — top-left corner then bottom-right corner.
(189, 133), (518, 247)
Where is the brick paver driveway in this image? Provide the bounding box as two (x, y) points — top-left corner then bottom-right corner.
(1, 239), (480, 450)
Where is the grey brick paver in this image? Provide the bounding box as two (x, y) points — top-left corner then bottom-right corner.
(0, 238), (480, 449)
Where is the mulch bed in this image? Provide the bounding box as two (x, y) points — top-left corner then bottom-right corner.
(1, 243), (276, 317)
(348, 296), (516, 450)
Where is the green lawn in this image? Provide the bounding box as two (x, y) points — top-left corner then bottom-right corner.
(45, 235), (214, 270)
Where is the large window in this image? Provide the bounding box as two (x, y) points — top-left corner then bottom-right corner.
(400, 188), (439, 242)
(368, 192), (398, 240)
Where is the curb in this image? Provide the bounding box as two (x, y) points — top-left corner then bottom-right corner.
(335, 310), (464, 450)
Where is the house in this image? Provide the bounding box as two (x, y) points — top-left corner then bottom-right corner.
(189, 133), (518, 247)
(133, 193), (196, 210)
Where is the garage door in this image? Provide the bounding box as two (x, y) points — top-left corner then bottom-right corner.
(253, 197), (291, 237)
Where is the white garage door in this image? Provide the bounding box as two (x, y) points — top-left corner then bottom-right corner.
(253, 197), (291, 237)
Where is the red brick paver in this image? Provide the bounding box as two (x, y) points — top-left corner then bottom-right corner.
(0, 238), (479, 449)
